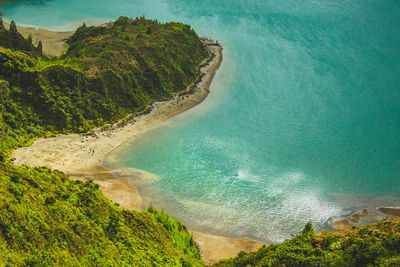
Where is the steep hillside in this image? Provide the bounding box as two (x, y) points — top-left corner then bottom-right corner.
(0, 163), (203, 266)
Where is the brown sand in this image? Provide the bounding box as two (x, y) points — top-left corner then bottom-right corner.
(70, 165), (143, 211)
(331, 219), (353, 230)
(11, 24), (264, 263)
(192, 231), (262, 265)
(4, 21), (72, 56)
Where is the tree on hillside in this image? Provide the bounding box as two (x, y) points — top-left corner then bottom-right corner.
(301, 221), (315, 237)
(27, 34), (32, 44)
(9, 20), (17, 33)
(37, 40), (42, 54)
(0, 12), (4, 29)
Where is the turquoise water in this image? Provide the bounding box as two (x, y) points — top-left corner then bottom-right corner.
(2, 0), (400, 242)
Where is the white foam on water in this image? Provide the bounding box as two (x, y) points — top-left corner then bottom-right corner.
(236, 169), (260, 183)
(264, 171), (306, 198)
(282, 171), (306, 184)
(279, 193), (341, 225)
(174, 182), (343, 243)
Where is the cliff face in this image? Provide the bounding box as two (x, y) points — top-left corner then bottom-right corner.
(0, 17), (207, 266)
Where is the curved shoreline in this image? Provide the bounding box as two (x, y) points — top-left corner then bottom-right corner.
(11, 24), (262, 264)
(13, 39), (223, 174)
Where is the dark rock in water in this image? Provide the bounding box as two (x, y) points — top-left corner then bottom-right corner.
(378, 207), (400, 216)
(331, 209), (384, 230)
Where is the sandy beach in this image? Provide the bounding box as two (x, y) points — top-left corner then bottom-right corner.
(192, 231), (262, 265)
(11, 24), (262, 263)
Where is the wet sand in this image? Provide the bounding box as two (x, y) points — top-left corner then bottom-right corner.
(70, 166), (143, 211)
(192, 231), (262, 265)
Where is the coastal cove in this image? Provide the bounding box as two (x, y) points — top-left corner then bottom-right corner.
(10, 19), (399, 246)
(1, 0), (400, 260)
(10, 22), (263, 264)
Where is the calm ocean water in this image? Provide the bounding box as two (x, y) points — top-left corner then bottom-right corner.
(2, 0), (399, 242)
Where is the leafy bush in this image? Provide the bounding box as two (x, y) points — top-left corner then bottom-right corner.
(146, 205), (201, 261)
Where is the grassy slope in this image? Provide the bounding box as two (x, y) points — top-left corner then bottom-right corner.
(212, 219), (400, 266)
(0, 18), (207, 266)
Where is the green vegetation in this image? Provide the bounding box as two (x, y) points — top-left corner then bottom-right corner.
(147, 204), (200, 262)
(0, 16), (208, 159)
(0, 163), (203, 266)
(0, 17), (208, 266)
(0, 20), (42, 57)
(212, 218), (400, 266)
(0, 15), (398, 267)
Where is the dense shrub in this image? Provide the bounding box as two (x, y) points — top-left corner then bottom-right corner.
(213, 218), (400, 267)
(0, 163), (204, 266)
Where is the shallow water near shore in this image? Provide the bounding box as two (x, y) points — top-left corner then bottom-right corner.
(2, 0), (400, 243)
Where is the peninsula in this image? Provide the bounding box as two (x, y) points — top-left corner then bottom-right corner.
(1, 15), (399, 267)
(0, 17), (262, 265)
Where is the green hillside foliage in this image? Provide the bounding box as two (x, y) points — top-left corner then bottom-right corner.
(1, 15), (397, 267)
(0, 163), (203, 266)
(212, 218), (400, 267)
(0, 20), (42, 57)
(0, 16), (208, 159)
(147, 204), (200, 262)
(0, 17), (208, 266)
